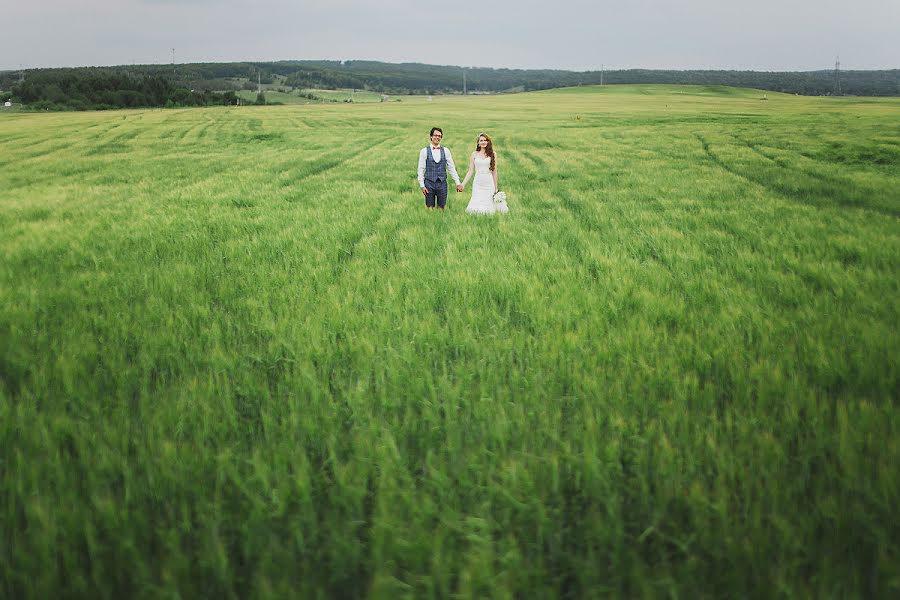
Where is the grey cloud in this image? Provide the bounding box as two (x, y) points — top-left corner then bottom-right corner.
(2, 0), (898, 71)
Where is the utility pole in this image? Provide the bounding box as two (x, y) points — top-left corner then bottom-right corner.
(463, 68), (467, 95)
(833, 55), (842, 96)
(172, 48), (175, 74)
(600, 64), (604, 86)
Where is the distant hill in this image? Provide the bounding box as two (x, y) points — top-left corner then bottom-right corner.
(1, 60), (897, 110)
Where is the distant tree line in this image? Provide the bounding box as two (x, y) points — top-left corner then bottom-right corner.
(595, 69), (900, 97)
(1, 61), (897, 110)
(267, 61), (898, 96)
(1, 67), (239, 110)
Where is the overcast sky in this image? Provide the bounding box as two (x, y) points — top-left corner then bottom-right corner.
(3, 1), (899, 72)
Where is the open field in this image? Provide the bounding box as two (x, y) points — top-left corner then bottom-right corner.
(299, 88), (388, 103)
(1, 85), (898, 597)
(237, 88), (413, 105)
(235, 89), (318, 105)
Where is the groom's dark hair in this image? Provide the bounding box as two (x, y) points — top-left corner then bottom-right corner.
(430, 127), (443, 137)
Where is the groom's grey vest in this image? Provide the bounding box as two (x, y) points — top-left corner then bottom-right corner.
(424, 147), (447, 186)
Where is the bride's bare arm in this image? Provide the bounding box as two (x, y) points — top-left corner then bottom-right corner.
(461, 152), (475, 188)
(492, 152), (499, 192)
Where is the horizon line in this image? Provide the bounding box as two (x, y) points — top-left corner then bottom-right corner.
(2, 58), (899, 74)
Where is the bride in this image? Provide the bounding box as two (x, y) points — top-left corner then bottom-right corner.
(461, 132), (506, 215)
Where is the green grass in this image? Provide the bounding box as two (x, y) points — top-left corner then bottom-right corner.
(236, 89), (400, 105)
(1, 85), (898, 598)
(299, 88), (390, 103)
(236, 89), (319, 105)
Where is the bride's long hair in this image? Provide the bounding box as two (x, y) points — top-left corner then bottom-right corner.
(475, 133), (496, 171)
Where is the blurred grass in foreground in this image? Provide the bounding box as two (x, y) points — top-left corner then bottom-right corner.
(1, 85), (898, 598)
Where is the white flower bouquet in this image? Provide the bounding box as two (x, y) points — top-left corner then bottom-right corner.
(493, 190), (509, 213)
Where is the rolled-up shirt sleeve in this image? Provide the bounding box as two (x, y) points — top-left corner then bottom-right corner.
(417, 148), (427, 188)
(445, 149), (461, 185)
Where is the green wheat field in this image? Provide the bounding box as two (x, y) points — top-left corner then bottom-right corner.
(1, 85), (899, 598)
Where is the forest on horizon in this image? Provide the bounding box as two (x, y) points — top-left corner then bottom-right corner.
(2, 59), (898, 111)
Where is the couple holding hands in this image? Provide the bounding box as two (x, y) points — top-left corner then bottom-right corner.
(417, 127), (507, 214)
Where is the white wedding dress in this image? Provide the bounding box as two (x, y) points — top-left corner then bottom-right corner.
(465, 155), (507, 215)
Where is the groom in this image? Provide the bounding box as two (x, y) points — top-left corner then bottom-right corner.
(417, 127), (463, 209)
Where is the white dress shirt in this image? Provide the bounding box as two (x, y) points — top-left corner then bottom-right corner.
(417, 146), (461, 188)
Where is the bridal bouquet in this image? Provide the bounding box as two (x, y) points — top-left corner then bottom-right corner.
(493, 190), (509, 213)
